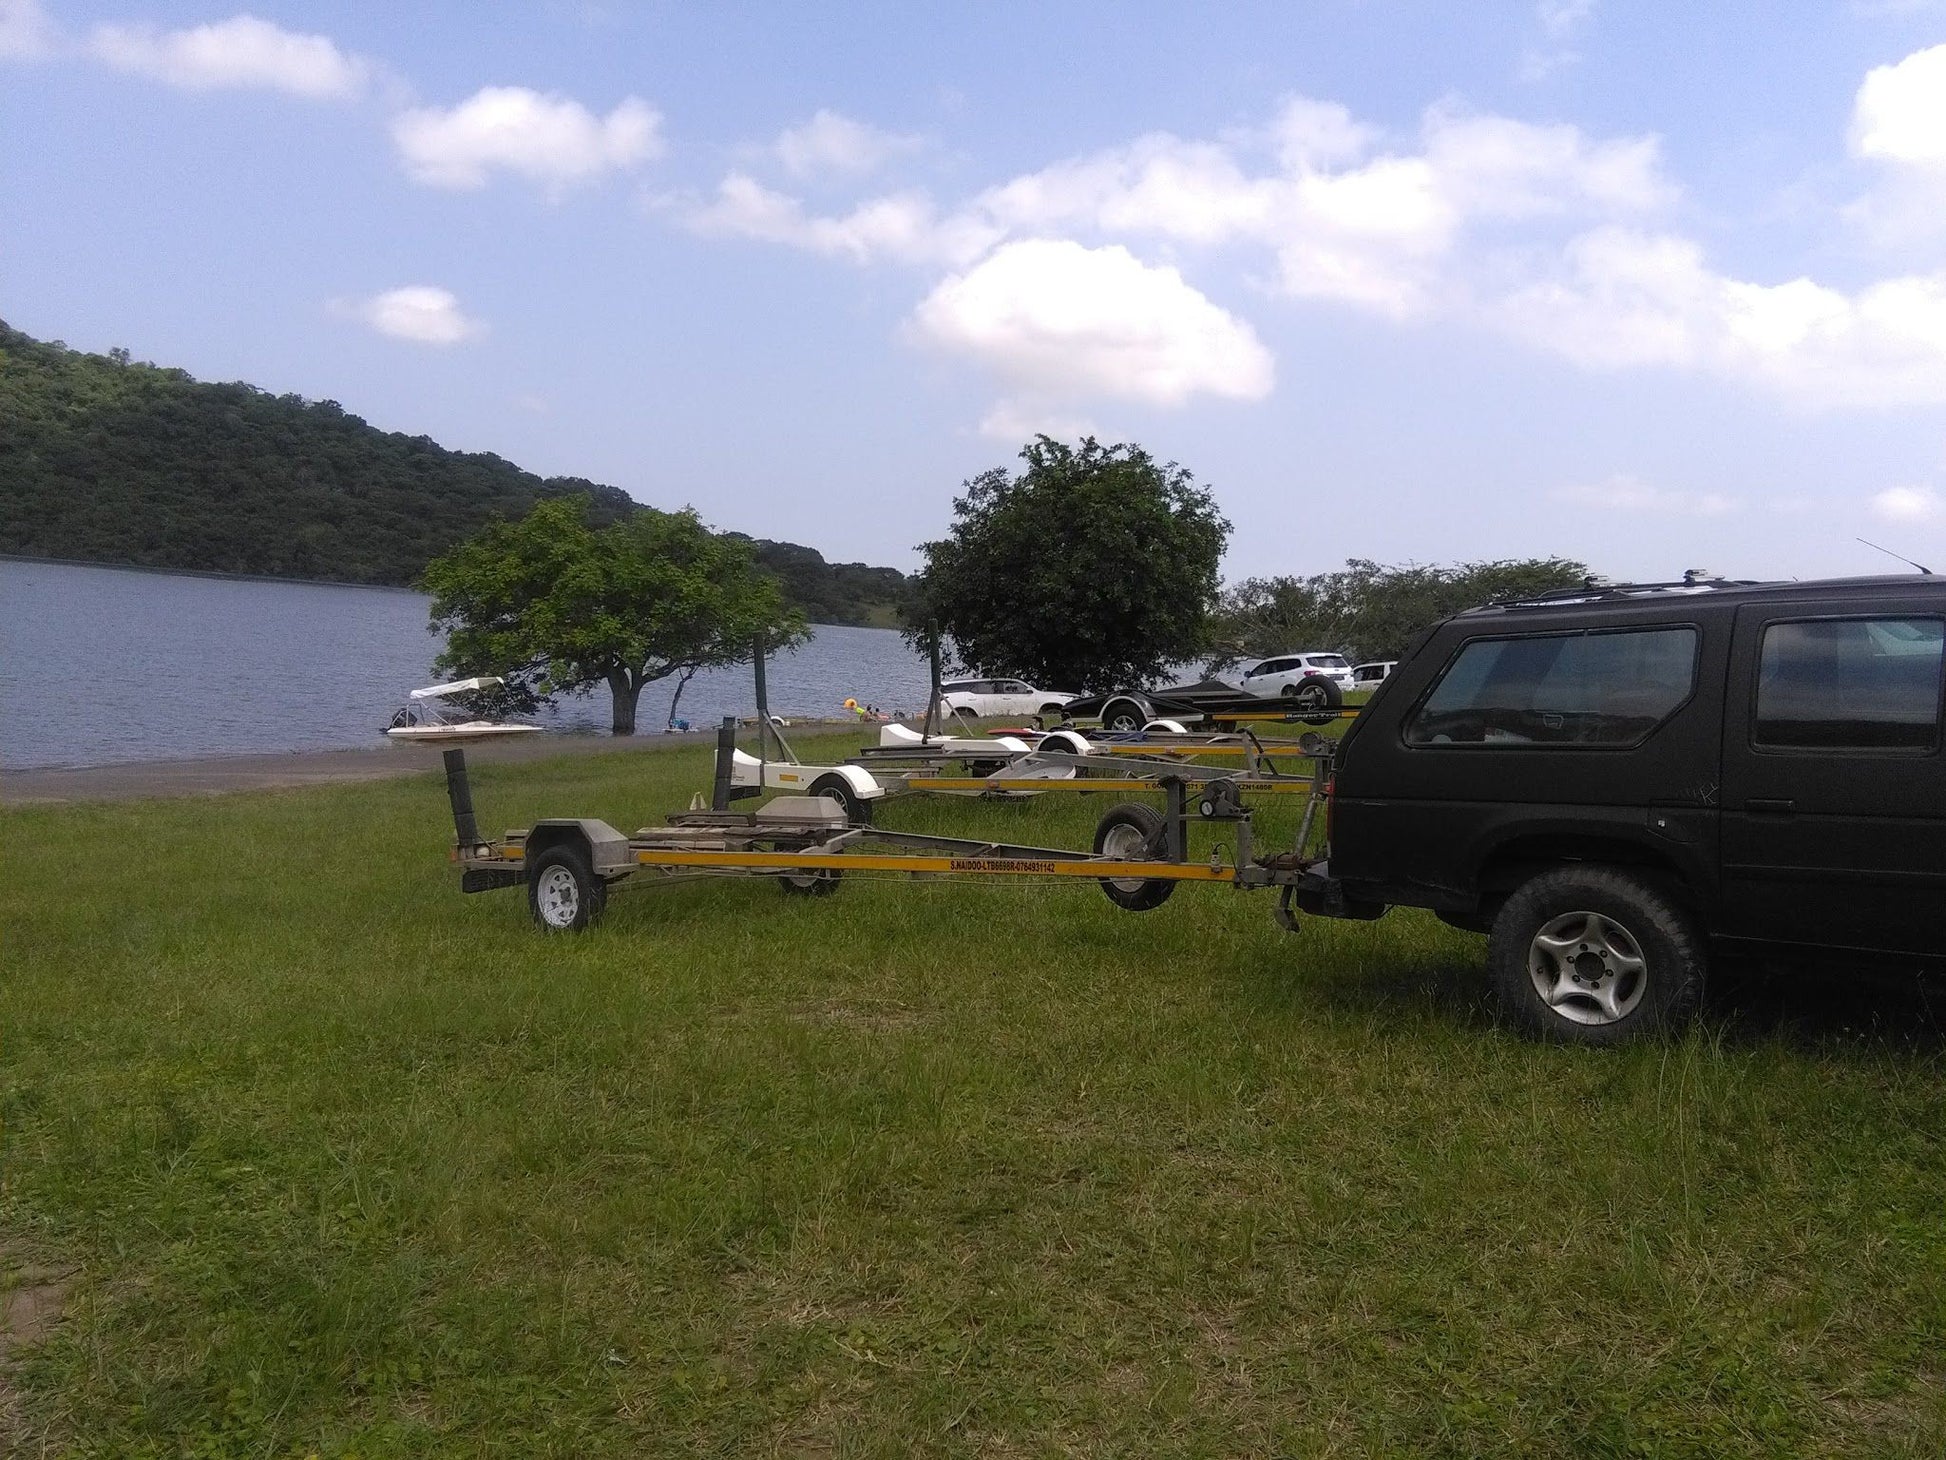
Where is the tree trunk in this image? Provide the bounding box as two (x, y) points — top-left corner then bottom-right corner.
(609, 670), (641, 736)
(666, 667), (700, 730)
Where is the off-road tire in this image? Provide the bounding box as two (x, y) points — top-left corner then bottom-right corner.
(1092, 802), (1176, 912)
(1488, 866), (1705, 1045)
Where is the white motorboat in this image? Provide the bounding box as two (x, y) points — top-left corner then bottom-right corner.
(385, 677), (543, 744)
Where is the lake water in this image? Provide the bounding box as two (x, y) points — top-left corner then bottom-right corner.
(0, 559), (935, 769)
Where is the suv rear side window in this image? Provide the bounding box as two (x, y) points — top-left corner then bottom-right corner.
(1406, 627), (1699, 748)
(1754, 617), (1944, 751)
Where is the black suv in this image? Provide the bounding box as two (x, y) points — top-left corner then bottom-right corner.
(1299, 575), (1946, 1044)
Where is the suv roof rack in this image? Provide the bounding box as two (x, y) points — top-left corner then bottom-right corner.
(1490, 575), (1769, 610)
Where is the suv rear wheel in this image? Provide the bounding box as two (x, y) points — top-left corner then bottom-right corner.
(1488, 866), (1704, 1044)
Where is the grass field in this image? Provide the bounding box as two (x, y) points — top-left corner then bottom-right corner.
(4, 733), (1945, 1456)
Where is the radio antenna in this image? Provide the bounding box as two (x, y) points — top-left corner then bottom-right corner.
(1857, 537), (1933, 576)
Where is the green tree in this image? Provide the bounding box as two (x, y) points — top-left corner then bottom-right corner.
(906, 437), (1231, 693)
(1212, 557), (1590, 667)
(421, 495), (807, 735)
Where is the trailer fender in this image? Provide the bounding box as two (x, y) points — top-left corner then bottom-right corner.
(1037, 730), (1094, 757)
(826, 763), (886, 800)
(1097, 695), (1153, 733)
(523, 819), (633, 878)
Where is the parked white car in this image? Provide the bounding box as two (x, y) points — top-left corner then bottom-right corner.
(1351, 661), (1397, 688)
(1236, 653), (1355, 699)
(939, 677), (1074, 718)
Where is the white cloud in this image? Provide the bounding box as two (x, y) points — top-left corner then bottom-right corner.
(975, 401), (1098, 443)
(774, 109), (921, 179)
(964, 100), (1671, 318)
(678, 77), (1946, 420)
(0, 0), (56, 60)
(1555, 474), (1738, 515)
(1852, 43), (1946, 164)
(677, 173), (999, 265)
(393, 87), (661, 190)
(342, 286), (485, 346)
(1538, 0), (1598, 37)
(1872, 485), (1940, 520)
(691, 93), (1672, 324)
(1272, 96), (1378, 171)
(910, 239), (1274, 410)
(1520, 0), (1598, 80)
(1423, 108), (1670, 217)
(1497, 226), (1946, 406)
(89, 14), (370, 99)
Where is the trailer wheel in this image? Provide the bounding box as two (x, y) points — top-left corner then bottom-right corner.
(778, 866), (842, 896)
(1488, 867), (1705, 1045)
(528, 844), (606, 932)
(1281, 675), (1342, 725)
(1099, 696), (1149, 734)
(809, 774), (873, 825)
(1092, 803), (1176, 912)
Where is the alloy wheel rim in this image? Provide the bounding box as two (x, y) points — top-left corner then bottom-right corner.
(1526, 910), (1647, 1025)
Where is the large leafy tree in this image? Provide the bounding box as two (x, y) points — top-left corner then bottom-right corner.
(1212, 557), (1590, 667)
(906, 437), (1231, 693)
(422, 495), (807, 735)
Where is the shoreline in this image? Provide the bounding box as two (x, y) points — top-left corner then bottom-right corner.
(0, 726), (832, 807)
(2, 717), (884, 806)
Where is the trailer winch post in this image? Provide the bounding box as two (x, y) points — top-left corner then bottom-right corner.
(711, 716), (736, 812)
(753, 632), (770, 780)
(442, 747), (483, 851)
(922, 624), (942, 741)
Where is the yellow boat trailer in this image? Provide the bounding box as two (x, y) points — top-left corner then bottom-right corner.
(440, 740), (1348, 934)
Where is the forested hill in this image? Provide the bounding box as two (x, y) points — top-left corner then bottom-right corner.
(0, 322), (910, 625)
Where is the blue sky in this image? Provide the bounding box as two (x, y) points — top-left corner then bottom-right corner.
(7, 1), (1946, 583)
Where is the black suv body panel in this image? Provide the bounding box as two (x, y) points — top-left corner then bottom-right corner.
(1328, 576), (1946, 958)
(1716, 594), (1946, 955)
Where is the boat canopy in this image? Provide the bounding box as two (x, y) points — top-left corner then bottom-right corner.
(408, 676), (505, 701)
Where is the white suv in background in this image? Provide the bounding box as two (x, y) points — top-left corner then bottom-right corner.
(1236, 652), (1355, 698)
(1351, 661), (1397, 688)
(939, 678), (1074, 718)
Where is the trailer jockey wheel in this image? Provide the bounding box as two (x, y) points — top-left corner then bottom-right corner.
(778, 867), (842, 897)
(1092, 803), (1177, 912)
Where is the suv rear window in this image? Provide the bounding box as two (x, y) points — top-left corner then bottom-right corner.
(1754, 617), (1944, 751)
(1406, 627), (1698, 748)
